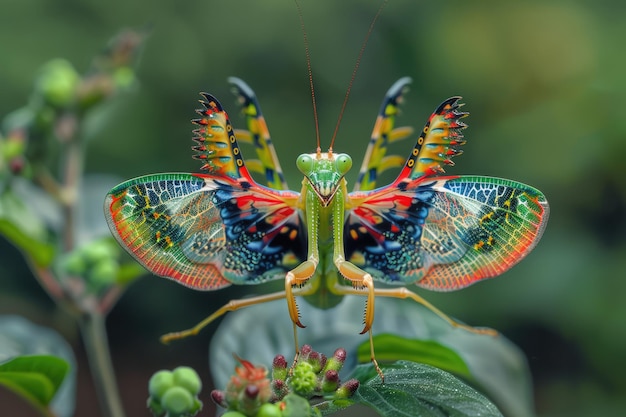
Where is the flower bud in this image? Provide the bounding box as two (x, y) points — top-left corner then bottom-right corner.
(321, 370), (339, 393)
(335, 379), (359, 399)
(323, 348), (346, 373)
(272, 354), (288, 382)
(210, 389), (227, 408)
(306, 351), (322, 373)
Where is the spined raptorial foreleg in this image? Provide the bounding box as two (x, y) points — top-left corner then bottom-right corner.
(334, 257), (376, 334)
(333, 256), (382, 381)
(285, 259), (318, 328)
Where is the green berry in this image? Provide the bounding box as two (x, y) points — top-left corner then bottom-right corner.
(221, 412), (247, 417)
(113, 66), (136, 89)
(2, 137), (25, 160)
(255, 403), (282, 417)
(148, 370), (174, 400)
(81, 239), (118, 263)
(173, 366), (202, 395)
(36, 59), (79, 107)
(89, 260), (119, 289)
(161, 386), (193, 414)
(61, 252), (87, 276)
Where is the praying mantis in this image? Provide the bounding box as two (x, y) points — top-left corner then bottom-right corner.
(104, 74), (549, 379)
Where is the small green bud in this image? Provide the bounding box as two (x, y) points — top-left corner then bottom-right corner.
(173, 366), (202, 395)
(272, 355), (288, 382)
(335, 379), (359, 399)
(323, 348), (346, 373)
(2, 137), (25, 160)
(81, 239), (118, 263)
(113, 66), (135, 89)
(148, 370), (174, 400)
(161, 386), (193, 414)
(304, 351), (320, 373)
(89, 260), (119, 290)
(36, 59), (80, 107)
(321, 370), (339, 393)
(60, 251), (87, 276)
(255, 402), (282, 417)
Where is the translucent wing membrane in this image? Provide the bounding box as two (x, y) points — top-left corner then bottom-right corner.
(354, 77), (415, 192)
(105, 92), (306, 290)
(346, 176), (548, 290)
(346, 91), (548, 291)
(228, 77), (288, 190)
(105, 173), (305, 289)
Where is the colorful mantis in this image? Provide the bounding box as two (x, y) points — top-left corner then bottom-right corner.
(104, 75), (549, 379)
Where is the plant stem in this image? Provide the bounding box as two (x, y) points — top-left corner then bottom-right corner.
(79, 312), (126, 417)
(61, 135), (82, 251)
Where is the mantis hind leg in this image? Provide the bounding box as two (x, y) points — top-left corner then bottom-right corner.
(160, 290), (290, 344)
(332, 283), (498, 337)
(373, 286), (498, 336)
(332, 282), (497, 382)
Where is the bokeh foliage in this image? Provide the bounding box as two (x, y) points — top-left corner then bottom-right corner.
(1, 0), (625, 416)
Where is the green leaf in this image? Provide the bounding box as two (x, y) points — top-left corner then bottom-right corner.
(282, 393), (320, 417)
(0, 355), (70, 414)
(0, 371), (55, 407)
(357, 334), (471, 379)
(0, 188), (55, 267)
(351, 361), (503, 417)
(0, 315), (77, 417)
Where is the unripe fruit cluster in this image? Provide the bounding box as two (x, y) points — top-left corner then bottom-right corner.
(58, 238), (120, 293)
(148, 366), (203, 416)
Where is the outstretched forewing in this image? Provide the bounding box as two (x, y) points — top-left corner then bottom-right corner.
(228, 77), (288, 190)
(354, 77), (414, 191)
(104, 173), (305, 290)
(346, 176), (549, 290)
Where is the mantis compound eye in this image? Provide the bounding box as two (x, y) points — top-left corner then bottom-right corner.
(296, 154), (315, 176)
(334, 153), (352, 176)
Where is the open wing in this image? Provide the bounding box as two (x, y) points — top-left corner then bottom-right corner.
(346, 96), (548, 290)
(346, 175), (549, 290)
(105, 173), (305, 289)
(104, 93), (305, 290)
(228, 77), (288, 190)
(354, 77), (414, 192)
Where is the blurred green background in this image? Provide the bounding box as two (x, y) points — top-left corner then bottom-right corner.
(1, 0), (625, 416)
